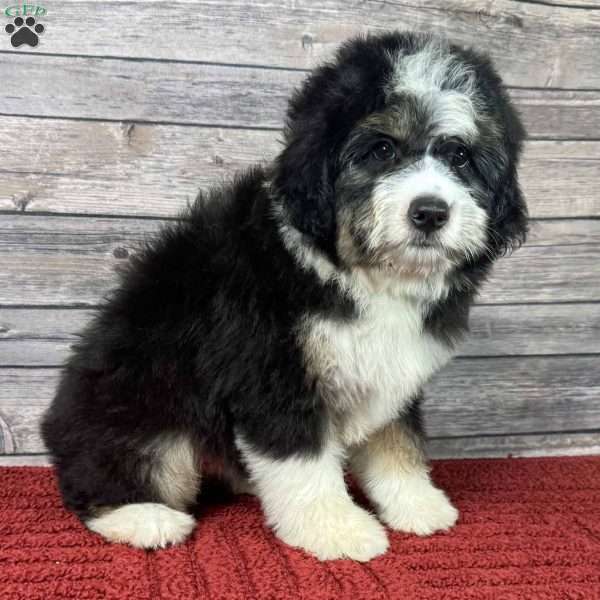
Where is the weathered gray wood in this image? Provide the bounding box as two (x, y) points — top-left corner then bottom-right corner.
(0, 215), (161, 307)
(528, 219), (600, 246)
(425, 356), (600, 437)
(1, 55), (599, 136)
(1, 116), (599, 218)
(0, 455), (52, 466)
(4, 429), (600, 464)
(1, 215), (599, 306)
(464, 304), (600, 356)
(537, 1), (600, 6)
(511, 89), (600, 140)
(428, 431), (600, 459)
(4, 1), (600, 88)
(1, 2), (598, 462)
(1, 357), (598, 452)
(0, 308), (93, 366)
(2, 303), (599, 366)
(485, 243), (600, 304)
(519, 141), (600, 219)
(0, 55), (295, 128)
(0, 369), (52, 454)
(0, 119), (280, 217)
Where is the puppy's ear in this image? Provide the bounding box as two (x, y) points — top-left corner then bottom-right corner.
(273, 123), (338, 259)
(272, 35), (394, 261)
(487, 95), (529, 256)
(489, 165), (528, 256)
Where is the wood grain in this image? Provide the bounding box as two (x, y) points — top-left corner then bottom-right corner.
(511, 89), (600, 140)
(0, 369), (52, 454)
(1, 215), (599, 306)
(1, 117), (599, 219)
(0, 455), (52, 466)
(424, 355), (600, 437)
(535, 1), (600, 6)
(428, 431), (600, 459)
(1, 0), (599, 461)
(2, 303), (599, 366)
(0, 55), (296, 128)
(1, 56), (600, 137)
(485, 243), (600, 304)
(463, 304), (600, 356)
(519, 141), (600, 219)
(2, 357), (599, 453)
(4, 0), (600, 88)
(0, 118), (280, 218)
(5, 428), (600, 465)
(0, 308), (93, 367)
(527, 219), (600, 246)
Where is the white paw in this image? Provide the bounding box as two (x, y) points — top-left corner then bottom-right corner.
(275, 500), (389, 562)
(381, 476), (458, 536)
(87, 503), (196, 549)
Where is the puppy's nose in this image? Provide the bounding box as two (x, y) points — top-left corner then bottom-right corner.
(408, 196), (449, 233)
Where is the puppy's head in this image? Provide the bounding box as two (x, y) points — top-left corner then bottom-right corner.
(274, 32), (527, 281)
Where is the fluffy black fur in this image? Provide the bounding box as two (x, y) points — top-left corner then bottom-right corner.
(42, 31), (527, 520)
(42, 171), (355, 516)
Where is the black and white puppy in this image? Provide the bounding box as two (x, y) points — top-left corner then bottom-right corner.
(42, 31), (527, 561)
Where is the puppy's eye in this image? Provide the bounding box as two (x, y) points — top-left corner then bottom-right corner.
(370, 140), (396, 162)
(451, 144), (470, 168)
(440, 140), (471, 168)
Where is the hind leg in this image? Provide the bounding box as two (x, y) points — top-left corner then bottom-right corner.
(84, 433), (201, 549)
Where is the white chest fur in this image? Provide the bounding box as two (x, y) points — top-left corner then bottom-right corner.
(303, 294), (453, 447)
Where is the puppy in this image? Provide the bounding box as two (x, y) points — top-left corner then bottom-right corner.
(42, 31), (527, 561)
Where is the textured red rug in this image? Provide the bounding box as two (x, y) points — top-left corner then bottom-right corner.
(1, 457), (600, 600)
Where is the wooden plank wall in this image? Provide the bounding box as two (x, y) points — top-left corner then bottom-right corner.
(1, 0), (599, 464)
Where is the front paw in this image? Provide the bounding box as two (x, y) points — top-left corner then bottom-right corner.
(381, 475), (458, 536)
(276, 500), (389, 561)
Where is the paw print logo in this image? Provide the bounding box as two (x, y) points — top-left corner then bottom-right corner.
(5, 16), (44, 48)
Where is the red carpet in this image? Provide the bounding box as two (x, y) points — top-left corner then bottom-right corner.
(1, 457), (600, 600)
